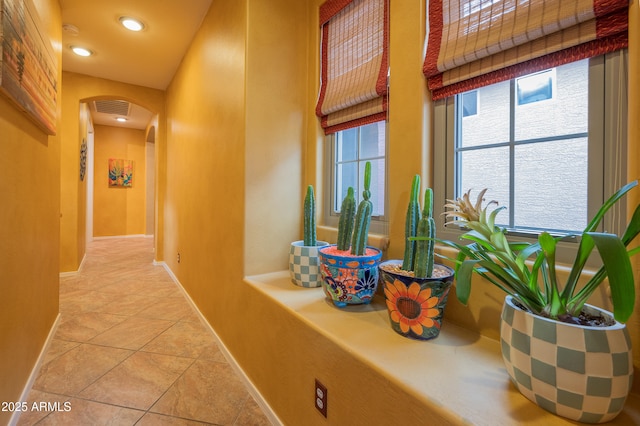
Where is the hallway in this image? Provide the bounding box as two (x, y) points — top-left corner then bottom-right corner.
(17, 237), (272, 425)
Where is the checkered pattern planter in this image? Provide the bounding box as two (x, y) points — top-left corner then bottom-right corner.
(288, 241), (329, 288)
(500, 296), (633, 423)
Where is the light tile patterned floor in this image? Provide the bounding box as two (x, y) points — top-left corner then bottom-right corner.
(17, 237), (272, 426)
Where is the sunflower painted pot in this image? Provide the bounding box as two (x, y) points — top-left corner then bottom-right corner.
(289, 240), (330, 288)
(501, 295), (633, 423)
(379, 260), (454, 340)
(318, 245), (382, 307)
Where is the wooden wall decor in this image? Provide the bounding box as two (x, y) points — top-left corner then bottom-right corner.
(0, 0), (57, 135)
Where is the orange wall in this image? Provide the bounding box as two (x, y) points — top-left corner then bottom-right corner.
(93, 125), (147, 237)
(0, 0), (61, 423)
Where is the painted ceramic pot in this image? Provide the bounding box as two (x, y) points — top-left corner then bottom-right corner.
(500, 295), (633, 423)
(289, 240), (330, 288)
(379, 260), (454, 340)
(318, 245), (382, 307)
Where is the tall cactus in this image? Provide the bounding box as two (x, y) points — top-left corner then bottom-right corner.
(402, 175), (421, 271)
(303, 185), (317, 246)
(414, 187), (435, 278)
(337, 187), (356, 250)
(351, 162), (373, 256)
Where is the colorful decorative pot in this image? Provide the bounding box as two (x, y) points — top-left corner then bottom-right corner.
(500, 295), (633, 423)
(318, 245), (382, 307)
(289, 240), (329, 288)
(379, 260), (454, 340)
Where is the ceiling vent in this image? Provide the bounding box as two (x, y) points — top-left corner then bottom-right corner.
(93, 99), (131, 116)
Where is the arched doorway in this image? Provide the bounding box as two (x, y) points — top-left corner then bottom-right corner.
(82, 97), (156, 241)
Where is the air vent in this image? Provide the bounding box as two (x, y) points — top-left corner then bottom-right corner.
(93, 100), (130, 116)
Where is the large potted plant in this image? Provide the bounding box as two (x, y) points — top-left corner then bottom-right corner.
(379, 175), (455, 340)
(440, 182), (640, 423)
(289, 185), (329, 287)
(319, 162), (382, 307)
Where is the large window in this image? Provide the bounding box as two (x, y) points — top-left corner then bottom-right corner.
(434, 51), (628, 263)
(325, 121), (387, 232)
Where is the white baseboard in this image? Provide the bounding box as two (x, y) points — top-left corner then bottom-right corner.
(158, 261), (282, 426)
(92, 234), (147, 240)
(9, 314), (62, 426)
(59, 253), (87, 277)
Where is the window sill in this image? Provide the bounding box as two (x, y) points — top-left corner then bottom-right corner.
(244, 271), (640, 425)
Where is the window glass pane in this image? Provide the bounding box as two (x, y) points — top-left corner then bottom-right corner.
(514, 139), (588, 232)
(335, 162), (357, 212)
(458, 147), (510, 225)
(515, 60), (588, 140)
(362, 158), (385, 216)
(332, 122), (386, 218)
(456, 60), (589, 233)
(337, 128), (357, 162)
(360, 121), (385, 159)
(460, 80), (510, 148)
(462, 91), (477, 117)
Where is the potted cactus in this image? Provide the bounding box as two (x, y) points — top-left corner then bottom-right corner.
(379, 175), (455, 340)
(319, 162), (383, 307)
(289, 185), (329, 287)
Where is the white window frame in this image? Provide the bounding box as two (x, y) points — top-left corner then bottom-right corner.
(323, 122), (388, 235)
(433, 51), (628, 266)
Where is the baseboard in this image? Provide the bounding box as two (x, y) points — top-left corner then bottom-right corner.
(93, 234), (147, 240)
(9, 313), (62, 426)
(59, 253), (87, 277)
(158, 262), (282, 426)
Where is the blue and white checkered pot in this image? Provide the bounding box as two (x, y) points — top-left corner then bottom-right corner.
(288, 241), (329, 288)
(500, 295), (633, 423)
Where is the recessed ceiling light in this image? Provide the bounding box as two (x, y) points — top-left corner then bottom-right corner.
(71, 46), (92, 57)
(116, 117), (127, 122)
(119, 17), (144, 32)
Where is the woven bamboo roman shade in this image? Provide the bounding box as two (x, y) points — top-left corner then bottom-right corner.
(316, 0), (389, 134)
(424, 0), (629, 100)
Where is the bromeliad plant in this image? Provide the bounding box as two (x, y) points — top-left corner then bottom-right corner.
(441, 181), (640, 324)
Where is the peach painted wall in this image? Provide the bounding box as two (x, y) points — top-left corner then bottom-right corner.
(93, 125), (147, 237)
(0, 0), (61, 423)
(60, 72), (165, 270)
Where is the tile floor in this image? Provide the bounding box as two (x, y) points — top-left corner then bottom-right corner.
(17, 237), (273, 426)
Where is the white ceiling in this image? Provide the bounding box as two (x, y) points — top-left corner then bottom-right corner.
(60, 0), (213, 129)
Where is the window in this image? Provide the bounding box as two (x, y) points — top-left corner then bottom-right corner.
(434, 51), (628, 264)
(461, 91), (478, 117)
(324, 121), (387, 232)
(516, 69), (555, 105)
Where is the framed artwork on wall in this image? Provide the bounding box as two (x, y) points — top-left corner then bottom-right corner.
(0, 0), (58, 135)
(79, 138), (87, 181)
(108, 158), (133, 187)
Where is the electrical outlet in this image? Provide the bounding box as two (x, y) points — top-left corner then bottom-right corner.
(315, 379), (327, 417)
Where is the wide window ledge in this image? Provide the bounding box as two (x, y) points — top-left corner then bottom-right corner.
(244, 271), (640, 425)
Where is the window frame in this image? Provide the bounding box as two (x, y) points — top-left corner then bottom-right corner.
(433, 51), (628, 267)
(323, 121), (388, 235)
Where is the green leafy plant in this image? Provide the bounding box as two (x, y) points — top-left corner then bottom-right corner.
(438, 181), (640, 323)
(401, 175), (437, 278)
(335, 161), (374, 255)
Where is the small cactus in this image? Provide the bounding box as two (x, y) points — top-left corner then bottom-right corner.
(303, 185), (317, 246)
(402, 175), (421, 271)
(414, 187), (436, 278)
(351, 162), (373, 256)
(337, 187), (356, 250)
